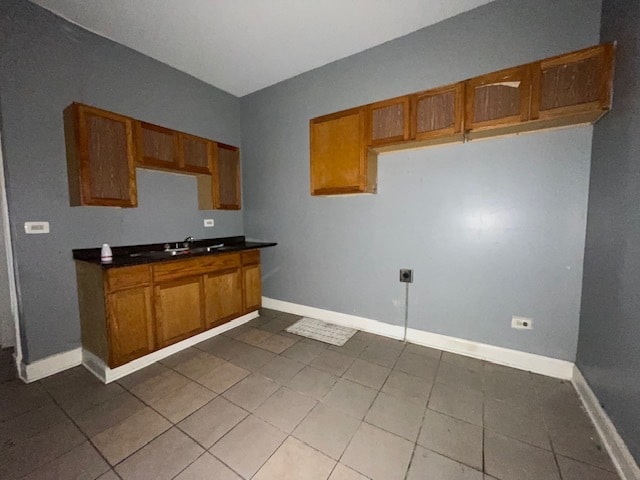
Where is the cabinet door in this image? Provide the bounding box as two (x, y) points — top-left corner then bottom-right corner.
(107, 286), (154, 367)
(531, 43), (614, 121)
(411, 83), (464, 142)
(213, 143), (241, 210)
(367, 96), (410, 147)
(310, 107), (376, 195)
(64, 103), (137, 207)
(203, 268), (243, 328)
(136, 121), (179, 169)
(180, 133), (212, 174)
(465, 65), (531, 135)
(243, 264), (262, 313)
(154, 277), (205, 347)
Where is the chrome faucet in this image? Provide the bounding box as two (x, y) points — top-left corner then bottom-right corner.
(183, 236), (195, 248)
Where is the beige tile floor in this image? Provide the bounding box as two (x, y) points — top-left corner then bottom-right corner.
(0, 309), (620, 479)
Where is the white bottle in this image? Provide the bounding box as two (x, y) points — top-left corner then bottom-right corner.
(100, 243), (113, 263)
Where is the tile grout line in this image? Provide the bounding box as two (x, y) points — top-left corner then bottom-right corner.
(403, 348), (443, 480)
(36, 380), (119, 479)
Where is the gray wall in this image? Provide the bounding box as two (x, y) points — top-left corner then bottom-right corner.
(577, 0), (640, 463)
(241, 0), (602, 361)
(0, 1), (243, 362)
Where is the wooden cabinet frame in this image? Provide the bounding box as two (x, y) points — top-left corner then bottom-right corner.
(135, 121), (180, 170)
(410, 83), (465, 143)
(367, 96), (411, 147)
(65, 102), (241, 210)
(65, 103), (138, 207)
(531, 43), (615, 122)
(310, 107), (377, 195)
(465, 64), (532, 134)
(76, 250), (263, 368)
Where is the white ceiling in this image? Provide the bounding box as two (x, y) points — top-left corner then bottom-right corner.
(31, 0), (494, 97)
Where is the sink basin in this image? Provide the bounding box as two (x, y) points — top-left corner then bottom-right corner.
(129, 250), (189, 259)
(189, 243), (228, 254)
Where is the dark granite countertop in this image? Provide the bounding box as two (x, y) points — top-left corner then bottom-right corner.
(73, 235), (277, 268)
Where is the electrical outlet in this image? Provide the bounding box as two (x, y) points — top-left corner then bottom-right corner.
(204, 219), (214, 227)
(512, 316), (533, 330)
(24, 221), (50, 234)
(399, 269), (413, 283)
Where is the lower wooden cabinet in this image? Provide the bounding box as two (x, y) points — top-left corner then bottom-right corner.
(243, 264), (262, 313)
(204, 269), (243, 328)
(75, 249), (263, 368)
(155, 276), (205, 348)
(107, 286), (155, 366)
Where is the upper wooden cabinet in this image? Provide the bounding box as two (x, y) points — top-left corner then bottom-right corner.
(411, 83), (465, 144)
(179, 133), (212, 174)
(531, 43), (614, 123)
(64, 103), (138, 207)
(310, 107), (377, 195)
(135, 121), (179, 170)
(213, 143), (241, 209)
(465, 65), (532, 137)
(65, 102), (241, 210)
(367, 96), (411, 147)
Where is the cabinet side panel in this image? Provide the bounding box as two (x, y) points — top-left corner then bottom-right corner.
(243, 264), (262, 312)
(216, 146), (241, 209)
(75, 262), (109, 363)
(63, 105), (82, 206)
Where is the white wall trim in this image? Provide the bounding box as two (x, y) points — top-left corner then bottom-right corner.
(263, 297), (574, 379)
(572, 366), (640, 480)
(0, 132), (22, 369)
(19, 347), (82, 382)
(20, 311), (258, 383)
(84, 311), (258, 383)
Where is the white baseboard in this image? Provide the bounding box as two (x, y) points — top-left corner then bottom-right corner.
(19, 348), (83, 383)
(84, 311), (258, 383)
(572, 366), (640, 480)
(263, 297), (574, 379)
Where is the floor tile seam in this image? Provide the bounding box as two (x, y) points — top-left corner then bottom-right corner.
(550, 445), (618, 474)
(408, 358), (445, 479)
(207, 421), (289, 480)
(333, 341), (410, 478)
(168, 450), (209, 480)
(106, 422), (180, 473)
(173, 400), (250, 451)
(32, 384), (114, 477)
(220, 374), (282, 413)
(252, 386), (319, 434)
(482, 423), (554, 451)
(416, 441), (486, 473)
(164, 359), (229, 396)
(337, 356), (393, 390)
(118, 375), (193, 425)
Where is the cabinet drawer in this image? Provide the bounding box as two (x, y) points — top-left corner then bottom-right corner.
(153, 253), (240, 282)
(107, 265), (151, 291)
(241, 250), (260, 266)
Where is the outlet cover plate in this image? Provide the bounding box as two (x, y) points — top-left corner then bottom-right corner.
(24, 221), (50, 234)
(204, 219), (214, 227)
(512, 316), (533, 330)
(399, 269), (413, 283)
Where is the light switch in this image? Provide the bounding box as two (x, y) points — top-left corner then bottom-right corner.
(204, 219), (214, 227)
(24, 221), (50, 234)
